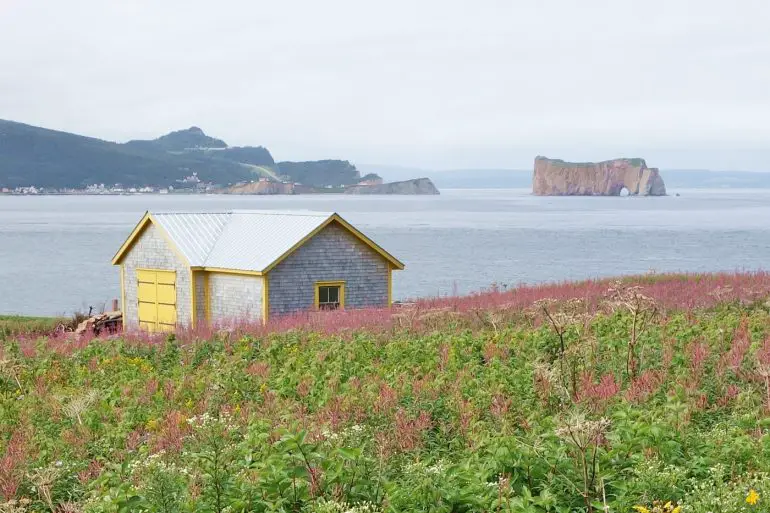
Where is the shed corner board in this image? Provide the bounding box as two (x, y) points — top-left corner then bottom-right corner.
(262, 272), (270, 324)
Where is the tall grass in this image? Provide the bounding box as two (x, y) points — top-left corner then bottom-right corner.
(4, 271), (770, 511)
(0, 316), (66, 340)
(415, 270), (770, 313)
(244, 271), (770, 339)
(3, 278), (770, 511)
(13, 271), (770, 354)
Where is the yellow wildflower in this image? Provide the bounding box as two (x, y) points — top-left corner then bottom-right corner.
(259, 382), (268, 393)
(145, 418), (159, 431)
(746, 489), (760, 506)
(671, 507), (681, 513)
(633, 506), (651, 513)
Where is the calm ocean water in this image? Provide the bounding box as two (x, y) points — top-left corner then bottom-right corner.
(0, 188), (768, 316)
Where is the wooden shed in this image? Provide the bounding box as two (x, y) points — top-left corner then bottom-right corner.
(112, 210), (404, 331)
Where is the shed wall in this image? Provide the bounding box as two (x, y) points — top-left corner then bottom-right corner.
(268, 222), (389, 316)
(194, 272), (206, 322)
(122, 223), (192, 330)
(208, 273), (263, 324)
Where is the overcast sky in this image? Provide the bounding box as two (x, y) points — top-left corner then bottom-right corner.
(1, 0), (769, 170)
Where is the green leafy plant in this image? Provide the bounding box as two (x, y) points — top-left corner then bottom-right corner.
(2, 276), (770, 511)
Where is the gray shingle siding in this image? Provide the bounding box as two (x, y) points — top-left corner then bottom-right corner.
(122, 224), (191, 330)
(208, 273), (264, 324)
(194, 273), (206, 322)
(267, 223), (389, 317)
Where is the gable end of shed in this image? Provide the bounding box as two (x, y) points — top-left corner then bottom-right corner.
(262, 214), (404, 274)
(112, 212), (191, 267)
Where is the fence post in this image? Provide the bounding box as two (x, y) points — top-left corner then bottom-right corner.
(112, 299), (119, 312)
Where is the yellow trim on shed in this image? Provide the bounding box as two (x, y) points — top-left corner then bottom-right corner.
(194, 266), (263, 277)
(263, 215), (404, 274)
(190, 269), (198, 328)
(203, 272), (210, 324)
(262, 273), (270, 324)
(120, 264), (126, 329)
(201, 270), (265, 325)
(330, 215), (405, 270)
(314, 281), (346, 310)
(111, 212), (190, 266)
(112, 212), (150, 265)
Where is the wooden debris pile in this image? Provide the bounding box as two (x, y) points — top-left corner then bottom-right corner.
(74, 311), (122, 336)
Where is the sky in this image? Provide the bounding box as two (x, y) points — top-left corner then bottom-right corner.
(1, 0), (769, 170)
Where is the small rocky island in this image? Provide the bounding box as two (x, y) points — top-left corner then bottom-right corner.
(345, 177), (439, 195)
(533, 156), (667, 196)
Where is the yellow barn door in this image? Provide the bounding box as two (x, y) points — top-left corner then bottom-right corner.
(137, 269), (177, 332)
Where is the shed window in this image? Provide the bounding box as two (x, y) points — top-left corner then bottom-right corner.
(315, 281), (345, 310)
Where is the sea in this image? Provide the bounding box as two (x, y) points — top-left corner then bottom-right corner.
(1, 188), (769, 317)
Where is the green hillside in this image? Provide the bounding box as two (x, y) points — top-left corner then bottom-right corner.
(2, 273), (770, 512)
(127, 126), (228, 152)
(276, 160), (361, 187)
(0, 120), (369, 189)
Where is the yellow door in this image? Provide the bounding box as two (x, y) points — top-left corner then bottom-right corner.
(137, 269), (177, 332)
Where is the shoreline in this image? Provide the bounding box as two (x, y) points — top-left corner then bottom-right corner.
(0, 190), (436, 197)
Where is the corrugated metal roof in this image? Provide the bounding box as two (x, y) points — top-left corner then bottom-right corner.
(204, 211), (332, 271)
(152, 212), (232, 266)
(150, 210), (338, 271)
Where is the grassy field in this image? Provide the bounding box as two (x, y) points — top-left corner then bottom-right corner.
(0, 315), (66, 340)
(2, 273), (770, 512)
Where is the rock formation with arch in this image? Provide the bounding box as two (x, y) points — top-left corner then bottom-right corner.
(532, 156), (667, 196)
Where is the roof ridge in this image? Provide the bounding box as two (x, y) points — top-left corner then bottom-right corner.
(151, 211), (234, 215)
(152, 210), (333, 217)
(230, 210), (334, 217)
(151, 211), (233, 265)
(200, 209), (334, 270)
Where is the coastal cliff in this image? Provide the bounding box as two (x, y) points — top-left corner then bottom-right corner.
(226, 180), (295, 195)
(345, 177), (440, 195)
(533, 157), (667, 196)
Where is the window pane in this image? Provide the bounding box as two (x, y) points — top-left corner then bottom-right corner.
(318, 285), (341, 310)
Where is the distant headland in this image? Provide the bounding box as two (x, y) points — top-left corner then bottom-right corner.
(0, 120), (436, 195)
(532, 156), (667, 196)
